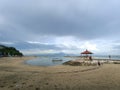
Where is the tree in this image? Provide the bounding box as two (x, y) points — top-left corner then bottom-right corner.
(0, 45), (23, 57)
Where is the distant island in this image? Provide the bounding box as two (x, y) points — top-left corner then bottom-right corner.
(0, 45), (23, 57)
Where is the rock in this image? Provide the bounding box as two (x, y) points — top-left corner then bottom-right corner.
(63, 60), (82, 66)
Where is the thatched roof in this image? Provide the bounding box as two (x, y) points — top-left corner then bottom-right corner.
(81, 49), (93, 54)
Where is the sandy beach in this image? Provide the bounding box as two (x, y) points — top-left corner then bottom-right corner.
(0, 56), (120, 90)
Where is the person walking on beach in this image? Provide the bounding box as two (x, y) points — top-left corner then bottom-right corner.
(109, 55), (111, 59)
(98, 61), (101, 66)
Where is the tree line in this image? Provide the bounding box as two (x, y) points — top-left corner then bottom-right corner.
(0, 45), (23, 57)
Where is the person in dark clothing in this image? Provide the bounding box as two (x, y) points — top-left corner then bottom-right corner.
(109, 55), (111, 59)
(89, 56), (92, 61)
(98, 61), (101, 66)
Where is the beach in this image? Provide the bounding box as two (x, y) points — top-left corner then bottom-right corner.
(0, 56), (120, 90)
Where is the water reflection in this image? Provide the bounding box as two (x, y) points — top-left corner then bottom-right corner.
(25, 56), (73, 66)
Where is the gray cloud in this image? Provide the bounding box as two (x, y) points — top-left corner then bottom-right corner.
(0, 41), (63, 54)
(1, 0), (120, 40)
(1, 0), (120, 54)
(15, 42), (61, 50)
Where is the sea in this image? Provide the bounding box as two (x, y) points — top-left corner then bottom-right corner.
(25, 55), (120, 66)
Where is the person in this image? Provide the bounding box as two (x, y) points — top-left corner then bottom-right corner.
(98, 61), (101, 66)
(89, 56), (92, 61)
(109, 55), (111, 59)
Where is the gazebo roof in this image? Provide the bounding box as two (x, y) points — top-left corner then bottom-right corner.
(81, 49), (93, 54)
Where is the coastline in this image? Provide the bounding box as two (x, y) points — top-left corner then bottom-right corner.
(0, 56), (120, 90)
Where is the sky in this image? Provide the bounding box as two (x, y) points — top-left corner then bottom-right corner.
(0, 0), (120, 55)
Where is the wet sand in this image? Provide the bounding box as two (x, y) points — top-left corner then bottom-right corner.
(0, 56), (120, 90)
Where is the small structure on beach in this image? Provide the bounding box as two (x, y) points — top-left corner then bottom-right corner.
(81, 49), (93, 60)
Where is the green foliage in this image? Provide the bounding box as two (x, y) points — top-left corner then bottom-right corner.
(0, 45), (23, 57)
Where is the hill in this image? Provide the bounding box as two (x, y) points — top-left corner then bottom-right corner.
(0, 45), (23, 57)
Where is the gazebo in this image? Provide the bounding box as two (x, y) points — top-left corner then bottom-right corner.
(81, 49), (93, 60)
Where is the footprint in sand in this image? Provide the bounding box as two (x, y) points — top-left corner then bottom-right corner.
(29, 85), (33, 87)
(0, 85), (5, 88)
(35, 87), (40, 90)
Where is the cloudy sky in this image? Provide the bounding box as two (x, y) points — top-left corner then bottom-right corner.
(0, 0), (120, 55)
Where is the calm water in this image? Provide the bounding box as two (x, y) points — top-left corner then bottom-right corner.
(25, 55), (120, 66)
(25, 56), (76, 66)
(94, 55), (120, 60)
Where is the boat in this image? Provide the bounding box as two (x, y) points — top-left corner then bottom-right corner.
(52, 58), (63, 62)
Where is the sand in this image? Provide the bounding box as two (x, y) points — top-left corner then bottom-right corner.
(0, 56), (120, 90)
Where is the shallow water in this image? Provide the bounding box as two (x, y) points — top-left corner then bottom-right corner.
(25, 56), (75, 66)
